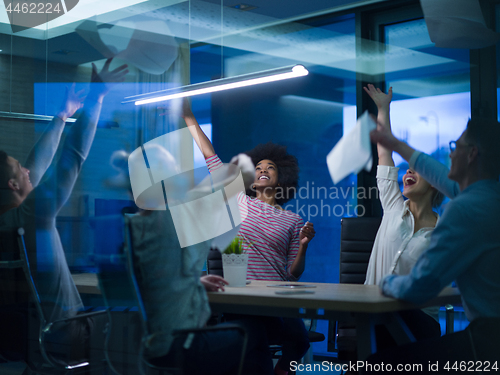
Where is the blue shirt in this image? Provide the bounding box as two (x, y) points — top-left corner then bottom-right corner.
(409, 151), (460, 199)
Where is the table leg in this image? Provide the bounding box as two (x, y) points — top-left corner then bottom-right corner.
(355, 312), (417, 360)
(355, 314), (377, 360)
(384, 312), (415, 345)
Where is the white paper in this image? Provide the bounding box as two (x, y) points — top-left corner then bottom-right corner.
(211, 225), (241, 253)
(169, 190), (233, 248)
(229, 153), (255, 190)
(76, 19), (179, 75)
(327, 111), (376, 185)
(128, 131), (248, 247)
(421, 0), (500, 49)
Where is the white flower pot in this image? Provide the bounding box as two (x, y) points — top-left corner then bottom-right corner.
(222, 253), (248, 287)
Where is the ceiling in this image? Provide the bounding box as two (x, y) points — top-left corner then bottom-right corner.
(0, 0), (387, 39)
(0, 0), (472, 100)
(0, 0), (388, 61)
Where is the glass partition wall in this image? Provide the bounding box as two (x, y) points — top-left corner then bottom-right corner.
(0, 0), (362, 280)
(381, 13), (471, 214)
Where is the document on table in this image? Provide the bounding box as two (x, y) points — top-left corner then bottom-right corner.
(326, 111), (376, 185)
(267, 284), (317, 288)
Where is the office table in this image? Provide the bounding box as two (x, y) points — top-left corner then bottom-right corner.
(210, 280), (461, 360)
(73, 274), (461, 360)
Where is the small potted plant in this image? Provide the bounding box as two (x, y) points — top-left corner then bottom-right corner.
(221, 237), (248, 287)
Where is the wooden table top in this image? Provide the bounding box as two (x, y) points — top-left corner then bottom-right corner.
(73, 273), (461, 318)
(208, 280), (461, 315)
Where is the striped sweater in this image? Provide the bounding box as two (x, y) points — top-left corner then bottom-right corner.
(206, 154), (303, 281)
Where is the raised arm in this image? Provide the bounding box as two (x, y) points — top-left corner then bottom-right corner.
(410, 152), (460, 199)
(24, 84), (85, 187)
(290, 221), (315, 279)
(370, 123), (460, 199)
(34, 59), (128, 217)
(363, 84), (394, 167)
(181, 99), (215, 159)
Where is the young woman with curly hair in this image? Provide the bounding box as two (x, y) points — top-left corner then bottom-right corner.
(214, 141), (311, 281)
(182, 99), (315, 375)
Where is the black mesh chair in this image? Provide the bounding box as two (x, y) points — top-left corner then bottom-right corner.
(0, 227), (107, 374)
(339, 217), (382, 285)
(207, 248), (224, 277)
(121, 216), (248, 375)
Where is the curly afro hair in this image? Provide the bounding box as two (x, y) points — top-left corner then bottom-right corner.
(244, 142), (299, 205)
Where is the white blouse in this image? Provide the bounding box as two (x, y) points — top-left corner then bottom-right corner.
(365, 165), (439, 285)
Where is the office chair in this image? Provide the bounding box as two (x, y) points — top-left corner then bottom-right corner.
(206, 247), (325, 369)
(339, 217), (381, 284)
(207, 247), (224, 277)
(0, 227), (107, 374)
(121, 216), (248, 375)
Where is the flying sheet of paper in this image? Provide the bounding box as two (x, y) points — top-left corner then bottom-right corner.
(327, 111), (376, 185)
(76, 19), (179, 75)
(421, 0), (500, 49)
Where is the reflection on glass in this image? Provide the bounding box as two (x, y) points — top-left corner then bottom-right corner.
(383, 18), (470, 167)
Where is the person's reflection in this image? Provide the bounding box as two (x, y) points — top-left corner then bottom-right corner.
(0, 59), (127, 363)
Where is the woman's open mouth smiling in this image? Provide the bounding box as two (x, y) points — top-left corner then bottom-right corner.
(404, 176), (417, 186)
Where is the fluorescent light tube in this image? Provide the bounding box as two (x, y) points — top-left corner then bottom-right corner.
(124, 65), (308, 106)
(0, 111), (77, 122)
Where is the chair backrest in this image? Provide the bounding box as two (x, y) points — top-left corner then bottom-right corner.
(0, 228), (29, 361)
(0, 228), (28, 306)
(0, 227), (46, 317)
(207, 248), (223, 277)
(0, 228), (46, 362)
(339, 217), (381, 284)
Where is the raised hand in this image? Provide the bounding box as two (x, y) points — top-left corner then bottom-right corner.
(57, 83), (85, 121)
(180, 97), (194, 119)
(363, 84), (392, 109)
(370, 122), (399, 152)
(89, 58), (129, 102)
(200, 274), (229, 291)
(299, 221), (315, 246)
(158, 98), (194, 119)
